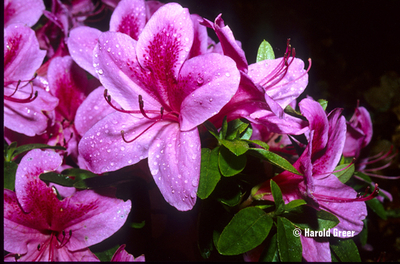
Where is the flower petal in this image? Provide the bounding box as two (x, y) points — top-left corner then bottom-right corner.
(179, 53), (240, 130)
(300, 235), (331, 262)
(78, 111), (164, 173)
(249, 57), (308, 108)
(68, 26), (102, 78)
(4, 86), (59, 136)
(4, 0), (45, 28)
(4, 189), (49, 255)
(110, 0), (146, 40)
(94, 31), (161, 111)
(4, 24), (46, 85)
(15, 149), (63, 214)
(48, 56), (89, 121)
(148, 123), (200, 211)
(63, 189), (131, 251)
(136, 3), (193, 108)
(75, 86), (118, 136)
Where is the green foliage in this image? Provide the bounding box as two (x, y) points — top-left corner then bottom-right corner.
(216, 207), (273, 255)
(256, 40), (275, 62)
(334, 164), (355, 184)
(366, 198), (387, 220)
(318, 99), (328, 111)
(198, 147), (222, 199)
(330, 238), (361, 262)
(270, 180), (285, 215)
(218, 146), (247, 177)
(248, 148), (302, 175)
(276, 216), (302, 262)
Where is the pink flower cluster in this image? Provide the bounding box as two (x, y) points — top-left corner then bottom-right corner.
(4, 0), (386, 262)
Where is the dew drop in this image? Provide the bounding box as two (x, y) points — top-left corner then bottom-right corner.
(192, 179), (198, 187)
(225, 72), (230, 77)
(98, 69), (104, 75)
(196, 77), (204, 85)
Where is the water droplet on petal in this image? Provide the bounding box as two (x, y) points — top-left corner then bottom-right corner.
(98, 69), (104, 75)
(196, 77), (204, 85)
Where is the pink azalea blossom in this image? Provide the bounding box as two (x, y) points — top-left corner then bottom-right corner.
(343, 105), (373, 159)
(202, 15), (309, 136)
(254, 98), (373, 261)
(4, 149), (132, 261)
(78, 3), (240, 211)
(4, 23), (58, 137)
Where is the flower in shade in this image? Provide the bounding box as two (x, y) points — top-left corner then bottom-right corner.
(254, 98), (376, 262)
(4, 149), (132, 261)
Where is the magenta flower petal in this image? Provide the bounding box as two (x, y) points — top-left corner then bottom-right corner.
(79, 111), (162, 173)
(179, 53), (240, 130)
(248, 57), (308, 108)
(300, 236), (331, 262)
(314, 175), (367, 235)
(4, 87), (59, 136)
(75, 86), (118, 136)
(4, 0), (45, 28)
(94, 31), (161, 110)
(148, 123), (200, 211)
(111, 244), (145, 262)
(4, 24), (46, 85)
(201, 14), (248, 72)
(189, 14), (210, 57)
(48, 56), (90, 121)
(136, 3), (193, 108)
(14, 149), (63, 214)
(299, 98), (329, 155)
(68, 26), (102, 77)
(5, 149), (131, 261)
(110, 0), (146, 40)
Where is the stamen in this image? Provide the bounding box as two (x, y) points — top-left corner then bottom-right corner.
(4, 80), (38, 103)
(314, 183), (379, 203)
(56, 230), (72, 248)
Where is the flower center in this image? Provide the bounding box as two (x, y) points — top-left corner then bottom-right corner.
(34, 230), (72, 261)
(104, 89), (179, 143)
(258, 39), (312, 91)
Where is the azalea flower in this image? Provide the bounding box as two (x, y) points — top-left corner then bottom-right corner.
(4, 23), (58, 137)
(254, 98), (376, 261)
(78, 3), (240, 210)
(4, 149), (132, 261)
(202, 15), (309, 137)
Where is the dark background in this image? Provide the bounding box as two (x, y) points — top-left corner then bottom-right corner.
(153, 0), (400, 261)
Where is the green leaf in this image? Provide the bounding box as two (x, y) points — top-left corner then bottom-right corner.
(225, 119), (250, 140)
(283, 205), (340, 231)
(220, 116), (228, 140)
(330, 238), (361, 262)
(93, 244), (120, 262)
(215, 180), (243, 207)
(256, 40), (275, 62)
(243, 139), (270, 150)
(13, 143), (65, 158)
(358, 219), (368, 246)
(218, 146), (247, 177)
(259, 233), (279, 262)
(366, 198), (387, 220)
(217, 207), (273, 255)
(284, 199), (307, 211)
(317, 99), (328, 111)
(131, 221), (145, 229)
(270, 180), (285, 215)
(240, 125), (253, 140)
(198, 148), (222, 199)
(248, 148), (301, 175)
(4, 141), (17, 162)
(276, 216), (302, 262)
(4, 161), (18, 190)
(333, 164), (354, 184)
(40, 171), (76, 187)
(220, 139), (249, 156)
(203, 120), (219, 140)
